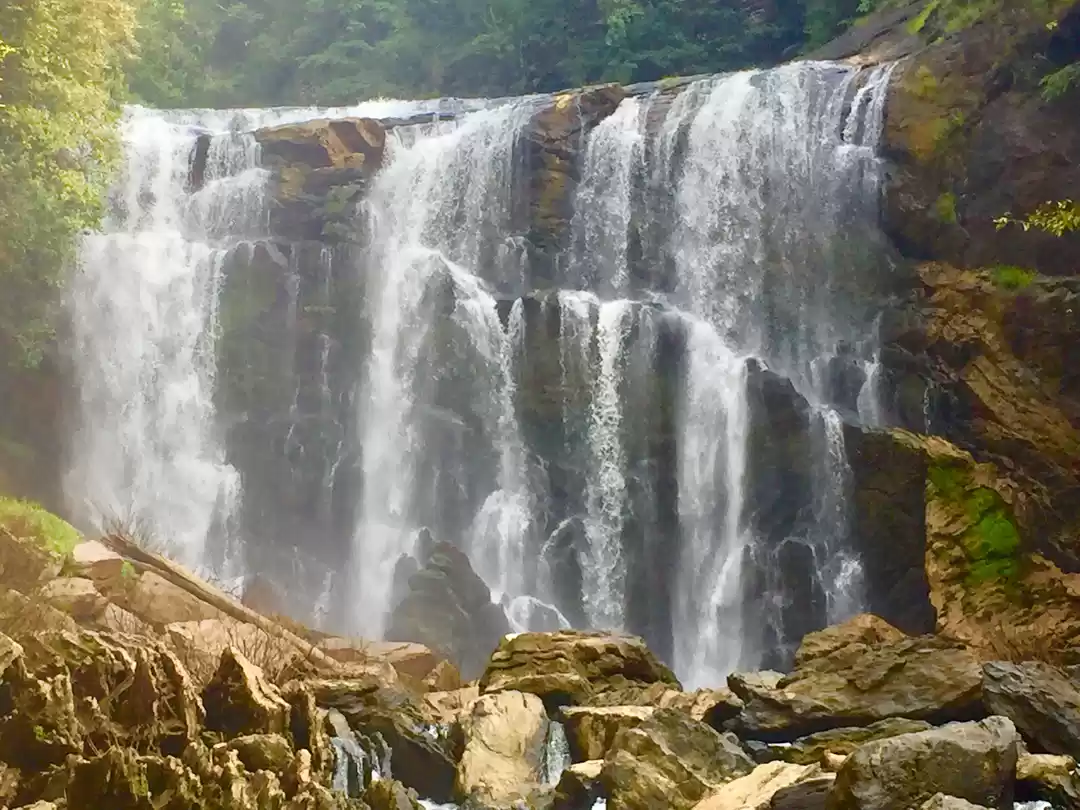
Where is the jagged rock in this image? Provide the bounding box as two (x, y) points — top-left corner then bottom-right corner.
(730, 616), (983, 741)
(96, 603), (154, 636)
(774, 718), (933, 766)
(66, 747), (152, 810)
(203, 647), (291, 738)
(0, 655), (80, 772)
(385, 541), (511, 680)
(365, 778), (422, 809)
(601, 708), (755, 810)
(0, 526), (64, 586)
(422, 660), (462, 692)
(919, 796), (991, 810)
(480, 631), (680, 706)
(691, 762), (823, 810)
(39, 577), (108, 621)
(829, 717), (1020, 810)
(982, 661), (1080, 758)
(70, 539), (126, 582)
(583, 684), (742, 728)
(561, 706), (655, 761)
(320, 639), (451, 689)
(0, 587), (78, 634)
(455, 690), (549, 807)
(1017, 752), (1080, 810)
(168, 617), (291, 681)
(423, 684), (481, 726)
(283, 682), (335, 787)
(552, 760), (603, 810)
(227, 733), (295, 773)
(309, 677), (457, 803)
(0, 762), (20, 806)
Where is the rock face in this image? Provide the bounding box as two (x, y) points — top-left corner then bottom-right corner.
(730, 615), (983, 741)
(480, 631), (680, 706)
(385, 541), (510, 680)
(601, 709), (755, 810)
(455, 690), (549, 807)
(982, 661), (1080, 758)
(202, 647), (292, 738)
(828, 717), (1020, 810)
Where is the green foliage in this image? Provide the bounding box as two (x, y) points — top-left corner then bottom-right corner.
(928, 462), (1023, 586)
(0, 0), (140, 368)
(990, 265), (1037, 290)
(934, 192), (958, 224)
(0, 496), (81, 556)
(124, 0), (905, 106)
(995, 200), (1080, 237)
(1041, 62), (1080, 101)
(908, 0), (941, 33)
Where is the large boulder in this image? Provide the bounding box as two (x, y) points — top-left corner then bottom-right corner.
(118, 570), (227, 628)
(1017, 752), (1080, 810)
(552, 760), (604, 810)
(692, 762), (825, 810)
(385, 541), (511, 680)
(455, 690), (549, 807)
(255, 118), (385, 171)
(561, 705), (655, 761)
(982, 661), (1080, 758)
(601, 708), (755, 810)
(480, 631), (680, 706)
(775, 718), (934, 766)
(730, 616), (983, 741)
(828, 716), (1020, 810)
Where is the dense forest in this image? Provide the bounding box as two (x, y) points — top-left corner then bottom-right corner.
(126, 0), (885, 107)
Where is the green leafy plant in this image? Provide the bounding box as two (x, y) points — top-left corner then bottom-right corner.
(995, 200), (1080, 237)
(934, 192), (959, 224)
(990, 265), (1037, 290)
(1041, 62), (1080, 101)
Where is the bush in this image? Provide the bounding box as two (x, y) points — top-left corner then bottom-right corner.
(990, 265), (1037, 290)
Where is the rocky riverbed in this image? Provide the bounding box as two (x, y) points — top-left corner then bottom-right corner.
(2, 519), (1080, 810)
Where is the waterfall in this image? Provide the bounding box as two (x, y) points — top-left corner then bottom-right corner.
(351, 100), (539, 636)
(70, 59), (898, 685)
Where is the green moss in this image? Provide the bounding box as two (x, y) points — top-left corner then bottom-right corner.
(934, 192), (959, 224)
(928, 461), (1023, 586)
(990, 265), (1037, 290)
(908, 0), (942, 33)
(0, 497), (80, 556)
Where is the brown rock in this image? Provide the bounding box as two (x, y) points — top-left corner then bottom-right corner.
(455, 690), (549, 807)
(423, 684), (481, 726)
(203, 647), (291, 738)
(71, 539), (126, 583)
(0, 526), (63, 587)
(776, 718), (934, 766)
(422, 659), (462, 692)
(39, 577), (108, 621)
(601, 708), (755, 810)
(96, 603), (154, 636)
(692, 762), (824, 810)
(123, 571), (226, 627)
(226, 733), (294, 773)
(983, 661), (1080, 758)
(1017, 752), (1080, 810)
(552, 760), (603, 810)
(255, 118), (385, 171)
(480, 630), (680, 705)
(793, 614), (907, 668)
(562, 705), (655, 761)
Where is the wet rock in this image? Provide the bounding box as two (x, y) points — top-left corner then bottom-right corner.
(256, 118), (385, 171)
(829, 716), (1020, 810)
(982, 661), (1080, 758)
(730, 616), (983, 741)
(552, 760), (603, 810)
(203, 647), (291, 738)
(386, 541), (511, 680)
(310, 677), (457, 803)
(601, 708), (755, 810)
(365, 778), (423, 809)
(692, 762), (823, 810)
(775, 718), (933, 765)
(1016, 752), (1080, 810)
(480, 631), (680, 707)
(456, 690), (549, 807)
(561, 706), (655, 761)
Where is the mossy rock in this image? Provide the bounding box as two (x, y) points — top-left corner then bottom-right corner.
(0, 498), (80, 588)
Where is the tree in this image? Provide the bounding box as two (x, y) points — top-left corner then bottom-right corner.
(0, 0), (141, 367)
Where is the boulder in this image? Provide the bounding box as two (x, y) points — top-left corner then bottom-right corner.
(552, 760), (604, 810)
(365, 778), (423, 809)
(828, 717), (1020, 810)
(770, 776), (835, 810)
(1017, 752), (1080, 810)
(423, 684), (481, 726)
(422, 660), (462, 692)
(226, 733), (294, 773)
(0, 525), (63, 587)
(321, 638), (448, 687)
(309, 677), (457, 803)
(70, 539), (126, 583)
(38, 577), (107, 621)
(122, 571), (226, 628)
(793, 615), (907, 668)
(585, 683), (743, 727)
(0, 587), (78, 635)
(282, 682), (335, 787)
(456, 690), (549, 807)
(919, 796), (992, 810)
(255, 118), (385, 171)
(601, 708), (755, 810)
(730, 618), (983, 741)
(692, 762), (823, 810)
(96, 603), (154, 636)
(203, 647), (291, 738)
(561, 705), (655, 761)
(480, 631), (680, 706)
(776, 718), (934, 766)
(385, 541), (511, 680)
(982, 661), (1080, 758)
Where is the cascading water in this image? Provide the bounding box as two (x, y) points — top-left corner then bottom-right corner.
(70, 57), (899, 692)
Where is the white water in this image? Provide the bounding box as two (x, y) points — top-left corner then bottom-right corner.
(351, 100), (539, 636)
